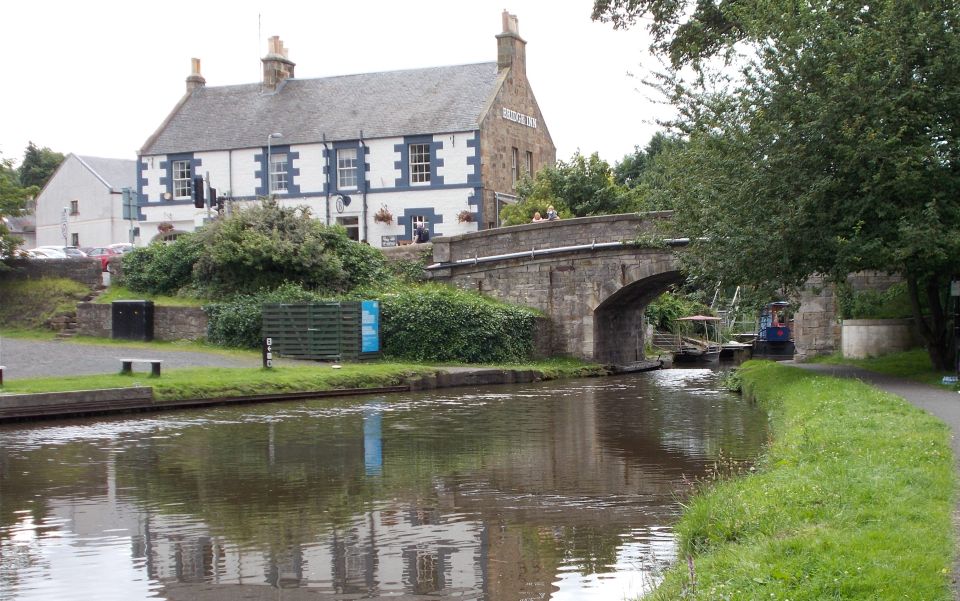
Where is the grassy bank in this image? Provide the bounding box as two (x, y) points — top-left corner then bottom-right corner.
(811, 348), (953, 388)
(0, 358), (605, 402)
(647, 360), (954, 600)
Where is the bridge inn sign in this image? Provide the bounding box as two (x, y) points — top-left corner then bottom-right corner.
(135, 11), (555, 247)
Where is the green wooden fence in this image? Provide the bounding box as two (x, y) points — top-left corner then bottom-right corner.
(262, 302), (380, 361)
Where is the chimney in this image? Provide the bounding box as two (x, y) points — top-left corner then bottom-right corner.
(186, 58), (206, 93)
(261, 36), (296, 92)
(496, 11), (526, 77)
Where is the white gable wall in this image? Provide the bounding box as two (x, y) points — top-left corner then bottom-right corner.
(34, 155), (131, 248)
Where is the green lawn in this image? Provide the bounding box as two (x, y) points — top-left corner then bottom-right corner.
(0, 358), (605, 401)
(646, 360), (955, 600)
(811, 348), (955, 387)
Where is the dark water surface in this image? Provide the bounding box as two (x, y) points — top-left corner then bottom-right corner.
(0, 369), (768, 600)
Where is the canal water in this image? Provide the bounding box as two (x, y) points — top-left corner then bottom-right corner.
(0, 369), (768, 600)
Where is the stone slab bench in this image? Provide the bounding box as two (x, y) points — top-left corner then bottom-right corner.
(120, 358), (163, 377)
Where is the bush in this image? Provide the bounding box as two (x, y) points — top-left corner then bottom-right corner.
(119, 234), (204, 295)
(836, 281), (913, 320)
(192, 201), (390, 296)
(372, 284), (540, 363)
(646, 290), (713, 332)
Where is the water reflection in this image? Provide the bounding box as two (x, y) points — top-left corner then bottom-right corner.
(0, 369), (768, 600)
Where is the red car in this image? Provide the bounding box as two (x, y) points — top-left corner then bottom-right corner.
(82, 247), (119, 271)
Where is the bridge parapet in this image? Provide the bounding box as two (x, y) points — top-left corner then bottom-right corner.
(432, 211), (672, 263)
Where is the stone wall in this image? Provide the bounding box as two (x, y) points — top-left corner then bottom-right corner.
(478, 59), (556, 229)
(793, 272), (906, 360)
(0, 257), (103, 289)
(77, 303), (208, 341)
(155, 306), (207, 341)
(841, 319), (919, 359)
(432, 213), (672, 264)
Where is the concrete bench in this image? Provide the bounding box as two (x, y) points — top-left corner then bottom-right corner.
(119, 358), (163, 377)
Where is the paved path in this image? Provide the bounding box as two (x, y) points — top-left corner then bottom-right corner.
(789, 362), (960, 598)
(0, 337), (280, 380)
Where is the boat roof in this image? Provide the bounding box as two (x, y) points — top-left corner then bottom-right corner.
(676, 315), (722, 321)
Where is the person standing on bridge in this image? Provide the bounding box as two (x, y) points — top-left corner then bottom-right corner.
(546, 205), (559, 221)
(531, 211), (543, 222)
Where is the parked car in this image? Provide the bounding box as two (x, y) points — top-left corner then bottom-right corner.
(36, 246), (87, 258)
(108, 243), (134, 254)
(28, 247), (67, 259)
(81, 247), (118, 271)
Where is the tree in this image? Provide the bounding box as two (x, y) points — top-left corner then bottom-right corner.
(500, 151), (632, 225)
(593, 0), (960, 368)
(613, 131), (674, 188)
(0, 156), (39, 264)
(18, 142), (65, 189)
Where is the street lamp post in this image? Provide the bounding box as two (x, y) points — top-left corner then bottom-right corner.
(266, 132), (283, 194)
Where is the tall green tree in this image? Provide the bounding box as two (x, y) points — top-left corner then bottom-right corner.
(0, 157), (39, 264)
(594, 0), (960, 368)
(613, 131), (673, 188)
(18, 142), (64, 189)
(500, 151), (631, 225)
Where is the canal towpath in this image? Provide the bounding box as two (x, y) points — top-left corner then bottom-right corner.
(790, 362), (960, 599)
(0, 336), (296, 380)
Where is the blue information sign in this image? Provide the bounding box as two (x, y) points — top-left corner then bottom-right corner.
(361, 300), (380, 353)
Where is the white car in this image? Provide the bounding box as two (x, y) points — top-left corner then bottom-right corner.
(108, 243), (134, 254)
(28, 247), (67, 259)
(36, 246), (87, 258)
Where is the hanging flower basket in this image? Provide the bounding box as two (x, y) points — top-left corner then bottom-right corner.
(458, 210), (475, 223)
(373, 205), (393, 224)
(157, 222), (174, 233)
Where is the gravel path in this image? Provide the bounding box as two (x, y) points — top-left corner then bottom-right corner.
(0, 337), (276, 380)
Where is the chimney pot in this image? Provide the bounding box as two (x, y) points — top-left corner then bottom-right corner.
(496, 11), (526, 76)
(262, 36), (296, 92)
(186, 57), (206, 93)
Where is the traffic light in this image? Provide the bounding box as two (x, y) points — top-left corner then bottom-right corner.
(209, 187), (217, 210)
(192, 176), (204, 208)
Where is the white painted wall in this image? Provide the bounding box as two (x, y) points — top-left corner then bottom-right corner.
(138, 131), (481, 247)
(34, 155), (132, 248)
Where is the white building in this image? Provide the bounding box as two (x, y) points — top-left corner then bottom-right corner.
(137, 11), (555, 247)
(34, 154), (137, 248)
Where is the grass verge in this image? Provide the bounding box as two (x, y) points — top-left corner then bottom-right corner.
(646, 359), (954, 600)
(93, 285), (206, 307)
(0, 359), (606, 402)
(810, 348), (952, 388)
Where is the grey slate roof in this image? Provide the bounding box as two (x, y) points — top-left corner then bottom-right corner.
(141, 62), (502, 155)
(76, 155), (138, 192)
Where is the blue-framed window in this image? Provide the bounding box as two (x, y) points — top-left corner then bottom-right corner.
(270, 153), (289, 193)
(256, 146), (300, 196)
(394, 136), (444, 189)
(409, 143), (431, 185)
(172, 159), (192, 199)
(337, 147), (358, 189)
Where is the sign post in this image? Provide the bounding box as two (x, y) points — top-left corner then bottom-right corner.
(60, 207), (68, 246)
(262, 337), (274, 369)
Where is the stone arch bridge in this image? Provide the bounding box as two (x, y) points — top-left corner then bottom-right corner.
(427, 213), (686, 364)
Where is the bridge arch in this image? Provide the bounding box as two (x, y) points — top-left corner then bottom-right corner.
(427, 213), (685, 363)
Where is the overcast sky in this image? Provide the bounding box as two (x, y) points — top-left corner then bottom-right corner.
(1, 0), (673, 167)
